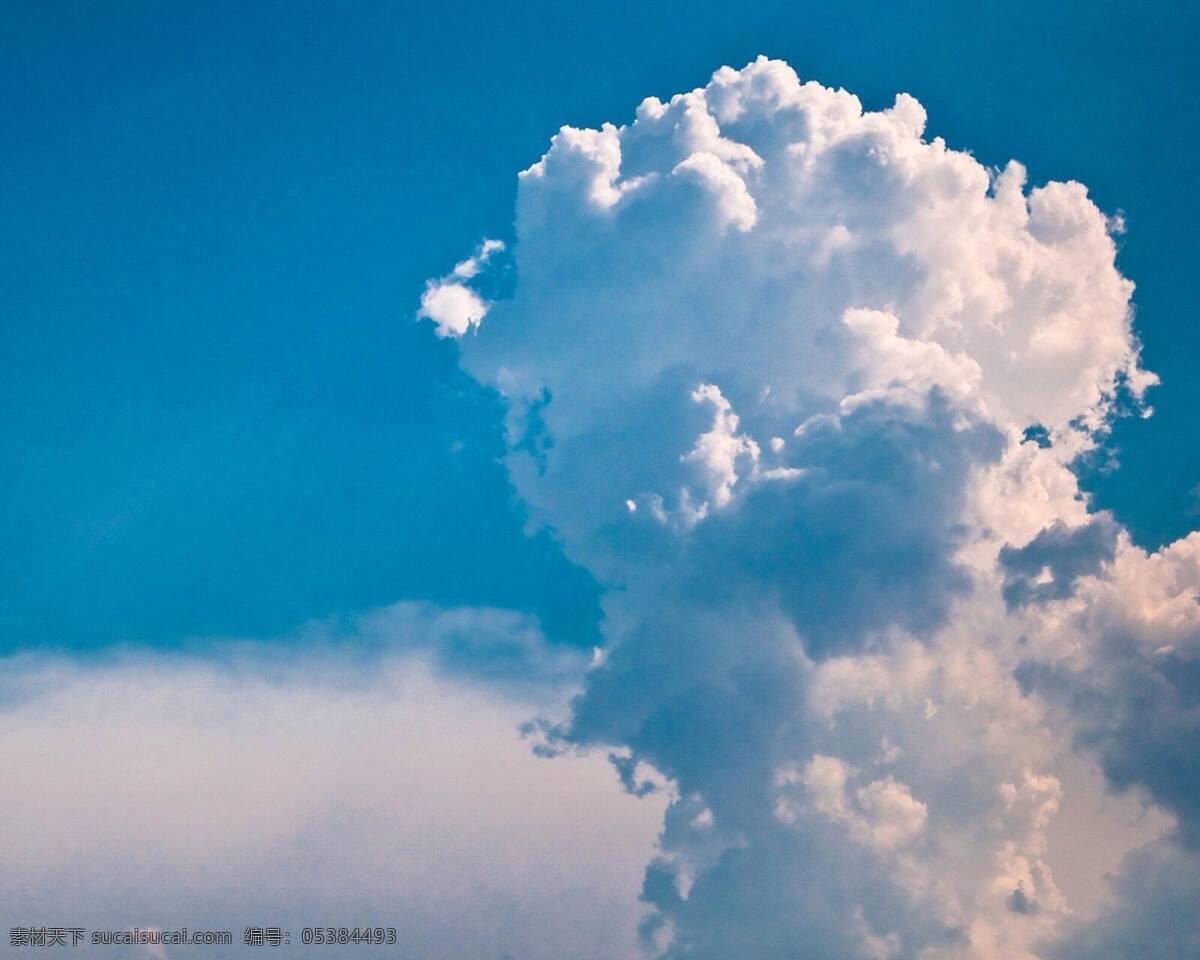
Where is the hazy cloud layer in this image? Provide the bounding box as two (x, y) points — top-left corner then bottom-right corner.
(0, 609), (663, 959)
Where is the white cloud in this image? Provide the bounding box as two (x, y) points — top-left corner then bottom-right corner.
(417, 238), (505, 337)
(680, 383), (759, 517)
(777, 754), (928, 852)
(452, 238), (505, 279)
(854, 774), (929, 850)
(0, 611), (664, 959)
(839, 306), (982, 413)
(408, 56), (1188, 960)
(418, 278), (489, 337)
(671, 152), (759, 232)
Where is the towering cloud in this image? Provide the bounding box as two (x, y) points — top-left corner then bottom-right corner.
(426, 57), (1198, 959)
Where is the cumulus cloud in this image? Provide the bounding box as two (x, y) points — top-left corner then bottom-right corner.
(776, 755), (928, 851)
(420, 55), (1197, 958)
(417, 238), (506, 337)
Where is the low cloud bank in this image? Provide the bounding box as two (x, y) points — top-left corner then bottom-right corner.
(0, 609), (664, 959)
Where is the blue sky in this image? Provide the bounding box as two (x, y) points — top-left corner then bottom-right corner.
(4, 0), (1198, 653)
(7, 5), (1200, 959)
